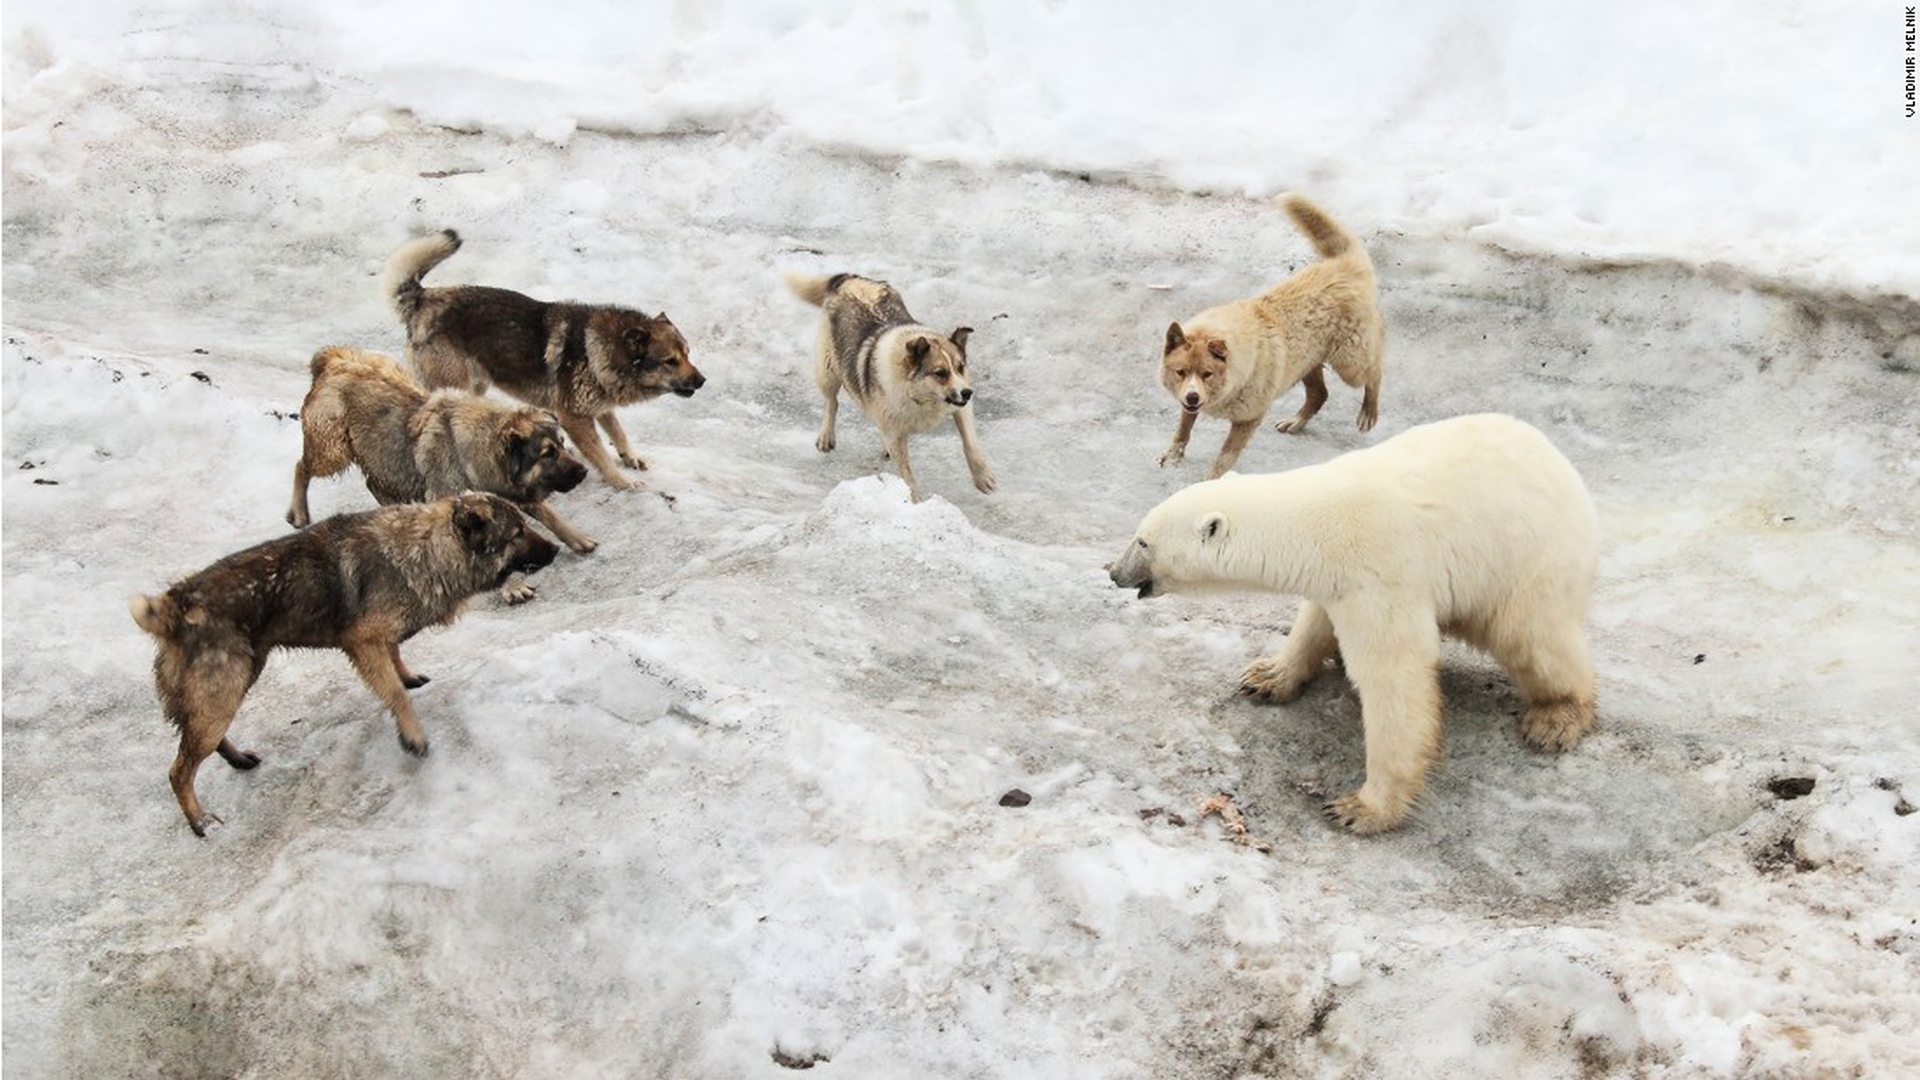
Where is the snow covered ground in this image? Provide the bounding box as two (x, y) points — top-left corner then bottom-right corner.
(4, 3), (1918, 1077)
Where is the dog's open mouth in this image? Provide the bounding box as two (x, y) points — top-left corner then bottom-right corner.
(1180, 403), (1202, 416)
(672, 385), (700, 398)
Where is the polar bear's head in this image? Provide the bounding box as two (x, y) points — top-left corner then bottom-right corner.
(1109, 479), (1248, 598)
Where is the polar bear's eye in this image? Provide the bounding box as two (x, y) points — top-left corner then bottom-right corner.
(1135, 538), (1148, 549)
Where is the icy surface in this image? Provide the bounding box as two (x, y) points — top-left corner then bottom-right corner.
(5, 4), (1920, 1078)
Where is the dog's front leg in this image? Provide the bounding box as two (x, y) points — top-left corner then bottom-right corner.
(524, 500), (598, 555)
(885, 435), (925, 503)
(1274, 367), (1329, 434)
(1208, 419), (1261, 478)
(1158, 408), (1198, 468)
(953, 408), (997, 493)
(559, 412), (641, 491)
(597, 412), (647, 471)
(343, 636), (431, 756)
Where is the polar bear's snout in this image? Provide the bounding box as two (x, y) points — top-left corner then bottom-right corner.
(1109, 538), (1156, 597)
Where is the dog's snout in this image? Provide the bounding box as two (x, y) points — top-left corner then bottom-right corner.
(1184, 392), (1201, 408)
(552, 459), (588, 494)
(958, 387), (973, 405)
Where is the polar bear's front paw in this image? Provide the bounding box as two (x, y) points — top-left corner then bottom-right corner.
(1323, 789), (1408, 835)
(1521, 698), (1595, 751)
(1239, 657), (1317, 702)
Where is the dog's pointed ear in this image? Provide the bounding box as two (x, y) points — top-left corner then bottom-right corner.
(1165, 322), (1186, 353)
(906, 336), (932, 374)
(950, 327), (973, 355)
(1207, 338), (1228, 361)
(1198, 512), (1229, 544)
(621, 325), (651, 356)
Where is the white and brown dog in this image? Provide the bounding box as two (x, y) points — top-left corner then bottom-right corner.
(786, 272), (996, 503)
(1158, 194), (1386, 477)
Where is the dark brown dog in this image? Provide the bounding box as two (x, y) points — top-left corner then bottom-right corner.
(287, 346), (594, 601)
(383, 230), (705, 491)
(130, 494), (557, 836)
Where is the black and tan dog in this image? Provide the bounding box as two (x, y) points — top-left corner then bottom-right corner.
(131, 494), (557, 836)
(785, 272), (996, 503)
(383, 230), (705, 492)
(288, 346), (592, 601)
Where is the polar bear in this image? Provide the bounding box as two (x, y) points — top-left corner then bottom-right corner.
(1109, 413), (1599, 834)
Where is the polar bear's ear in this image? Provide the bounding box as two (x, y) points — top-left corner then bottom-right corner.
(1198, 513), (1229, 543)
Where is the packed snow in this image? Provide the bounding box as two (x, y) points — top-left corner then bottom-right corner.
(4, 3), (1918, 1078)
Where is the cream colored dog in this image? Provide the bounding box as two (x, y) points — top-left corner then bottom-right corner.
(1158, 194), (1385, 477)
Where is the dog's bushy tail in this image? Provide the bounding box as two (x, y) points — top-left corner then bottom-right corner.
(1278, 194), (1364, 262)
(783, 272), (834, 307)
(129, 592), (179, 638)
(384, 229), (463, 321)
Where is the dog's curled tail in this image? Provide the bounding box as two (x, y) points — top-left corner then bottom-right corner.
(383, 229), (463, 320)
(783, 272), (835, 308)
(1278, 194), (1364, 262)
(129, 592), (178, 638)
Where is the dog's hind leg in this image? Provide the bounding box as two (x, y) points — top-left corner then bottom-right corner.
(815, 366), (842, 453)
(168, 652), (255, 836)
(389, 643), (430, 690)
(287, 409), (354, 527)
(1356, 376), (1380, 433)
(558, 412), (640, 491)
(597, 412), (646, 471)
(343, 635), (431, 756)
(1273, 368), (1329, 435)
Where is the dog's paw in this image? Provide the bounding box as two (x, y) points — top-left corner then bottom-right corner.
(604, 472), (643, 492)
(188, 811), (225, 838)
(972, 467), (998, 494)
(285, 509), (309, 528)
(1355, 408), (1378, 433)
(398, 731), (430, 758)
(1157, 445), (1186, 468)
(500, 580), (538, 605)
(617, 453), (648, 471)
(1274, 415), (1309, 435)
(816, 433), (836, 453)
(401, 673), (431, 691)
(568, 535), (600, 555)
(224, 750), (263, 771)
(1322, 790), (1404, 835)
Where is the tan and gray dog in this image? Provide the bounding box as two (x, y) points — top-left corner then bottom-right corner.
(287, 346), (593, 602)
(384, 230), (705, 492)
(131, 494), (558, 836)
(785, 272), (996, 503)
(1158, 194), (1385, 477)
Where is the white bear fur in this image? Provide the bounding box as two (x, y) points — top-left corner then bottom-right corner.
(1112, 413), (1599, 833)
